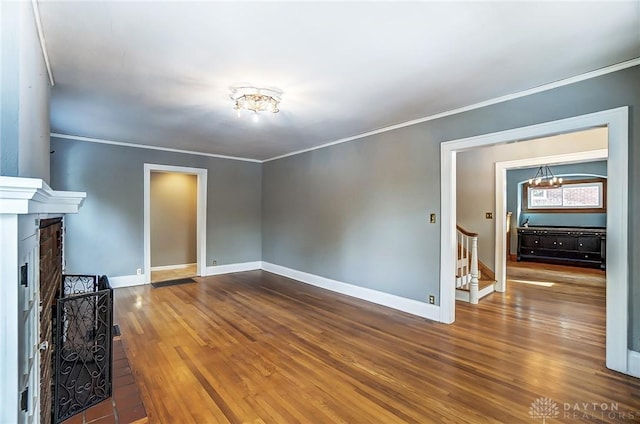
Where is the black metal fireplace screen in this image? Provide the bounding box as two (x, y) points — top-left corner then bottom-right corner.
(54, 275), (113, 423)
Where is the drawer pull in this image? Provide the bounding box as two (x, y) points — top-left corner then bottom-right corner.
(559, 242), (563, 246)
(579, 243), (583, 247)
(553, 242), (556, 245)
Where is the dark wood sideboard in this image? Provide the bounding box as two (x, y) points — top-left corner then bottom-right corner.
(517, 226), (606, 269)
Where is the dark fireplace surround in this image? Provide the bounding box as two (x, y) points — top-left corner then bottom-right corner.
(39, 218), (114, 424)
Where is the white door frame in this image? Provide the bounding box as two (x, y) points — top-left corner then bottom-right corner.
(144, 164), (208, 281)
(440, 107), (629, 375)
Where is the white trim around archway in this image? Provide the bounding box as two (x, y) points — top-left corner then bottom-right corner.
(144, 164), (208, 283)
(440, 106), (629, 375)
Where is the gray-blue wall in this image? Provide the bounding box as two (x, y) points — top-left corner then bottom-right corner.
(50, 137), (262, 276)
(262, 124), (440, 301)
(507, 161), (607, 254)
(0, 1), (51, 182)
(49, 66), (640, 352)
(0, 1), (20, 176)
(261, 65), (640, 351)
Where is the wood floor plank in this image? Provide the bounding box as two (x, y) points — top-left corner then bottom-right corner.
(114, 269), (640, 423)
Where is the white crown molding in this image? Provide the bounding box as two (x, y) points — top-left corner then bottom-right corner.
(264, 58), (640, 162)
(261, 262), (440, 322)
(50, 133), (262, 163)
(0, 176), (85, 215)
(50, 58), (639, 164)
(31, 0), (54, 86)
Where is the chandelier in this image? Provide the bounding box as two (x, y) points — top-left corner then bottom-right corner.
(230, 87), (281, 118)
(528, 165), (563, 188)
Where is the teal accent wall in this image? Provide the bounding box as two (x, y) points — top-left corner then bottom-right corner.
(507, 161), (607, 254)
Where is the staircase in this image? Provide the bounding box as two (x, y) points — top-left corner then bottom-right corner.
(455, 225), (496, 304)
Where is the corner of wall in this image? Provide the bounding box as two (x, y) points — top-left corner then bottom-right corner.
(628, 350), (640, 378)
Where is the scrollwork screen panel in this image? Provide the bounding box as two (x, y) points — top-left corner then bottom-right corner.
(54, 278), (112, 423)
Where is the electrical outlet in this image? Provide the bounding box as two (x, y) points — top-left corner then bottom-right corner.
(485, 212), (493, 219)
(428, 295), (435, 304)
(212, 260), (217, 266)
(429, 213), (436, 224)
(136, 268), (141, 275)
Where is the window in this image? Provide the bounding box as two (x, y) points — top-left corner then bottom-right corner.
(523, 178), (606, 213)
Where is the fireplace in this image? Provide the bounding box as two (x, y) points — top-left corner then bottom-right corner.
(38, 218), (114, 424)
(0, 176), (86, 424)
(54, 274), (113, 423)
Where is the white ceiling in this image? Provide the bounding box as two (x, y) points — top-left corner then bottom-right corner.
(40, 1), (640, 161)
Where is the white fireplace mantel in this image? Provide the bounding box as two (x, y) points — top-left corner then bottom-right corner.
(0, 176), (86, 424)
(0, 176), (86, 215)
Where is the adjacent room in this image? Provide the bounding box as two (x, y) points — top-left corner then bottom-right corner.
(2, 1), (640, 423)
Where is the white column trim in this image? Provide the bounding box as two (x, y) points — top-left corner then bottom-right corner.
(440, 145), (456, 324)
(0, 215), (19, 424)
(440, 107), (630, 376)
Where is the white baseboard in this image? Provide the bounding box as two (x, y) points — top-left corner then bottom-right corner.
(261, 262), (440, 322)
(206, 261), (262, 276)
(455, 283), (496, 303)
(109, 273), (147, 288)
(150, 263), (196, 272)
(455, 289), (470, 302)
(479, 283), (496, 299)
(628, 350), (640, 378)
(110, 261), (262, 288)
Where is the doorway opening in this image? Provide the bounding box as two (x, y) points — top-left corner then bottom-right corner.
(454, 129), (608, 303)
(150, 171), (198, 282)
(504, 150), (608, 292)
(440, 107), (629, 375)
(144, 164), (208, 283)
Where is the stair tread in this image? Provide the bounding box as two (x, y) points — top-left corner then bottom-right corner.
(456, 279), (496, 292)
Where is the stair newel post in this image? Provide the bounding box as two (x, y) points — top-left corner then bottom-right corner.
(470, 235), (479, 304)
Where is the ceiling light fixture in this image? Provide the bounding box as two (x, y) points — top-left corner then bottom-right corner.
(528, 165), (563, 187)
(230, 86), (281, 118)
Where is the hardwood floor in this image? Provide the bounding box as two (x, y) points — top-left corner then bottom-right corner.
(507, 259), (606, 287)
(150, 264), (197, 283)
(114, 270), (640, 423)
